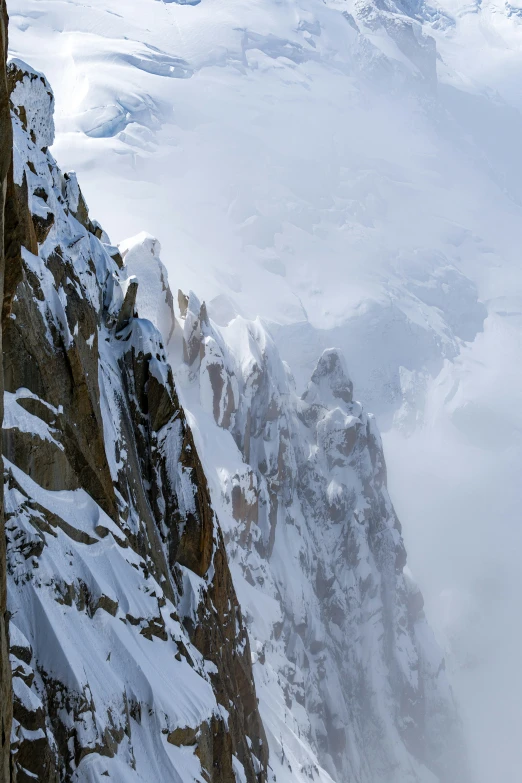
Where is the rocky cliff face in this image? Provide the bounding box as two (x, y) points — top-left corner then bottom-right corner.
(1, 54), (268, 783)
(122, 244), (471, 783)
(172, 301), (471, 783)
(0, 1), (13, 779)
(0, 13), (470, 783)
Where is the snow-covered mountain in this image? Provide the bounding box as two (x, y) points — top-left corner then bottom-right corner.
(0, 21), (470, 783)
(4, 0), (522, 778)
(1, 56), (268, 782)
(125, 234), (471, 783)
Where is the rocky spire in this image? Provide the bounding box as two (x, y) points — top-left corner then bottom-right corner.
(168, 282), (472, 783)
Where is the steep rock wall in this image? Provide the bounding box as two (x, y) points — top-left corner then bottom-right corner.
(0, 1), (13, 779)
(2, 57), (268, 783)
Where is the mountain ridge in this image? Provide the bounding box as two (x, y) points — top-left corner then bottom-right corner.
(0, 1), (476, 780)
(0, 45), (268, 782)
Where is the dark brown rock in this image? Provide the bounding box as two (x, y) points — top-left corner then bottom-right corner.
(3, 256), (118, 521)
(119, 338), (268, 780)
(31, 209), (54, 245)
(167, 725), (198, 747)
(115, 276), (138, 332)
(2, 427), (80, 491)
(0, 3), (13, 779)
(191, 531), (269, 783)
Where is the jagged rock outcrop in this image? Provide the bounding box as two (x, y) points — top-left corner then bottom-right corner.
(2, 57), (268, 782)
(0, 1), (13, 779)
(124, 244), (471, 783)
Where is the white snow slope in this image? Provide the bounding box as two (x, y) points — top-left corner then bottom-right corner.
(7, 0), (522, 779)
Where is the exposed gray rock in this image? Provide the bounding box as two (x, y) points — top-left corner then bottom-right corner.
(163, 291), (472, 783)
